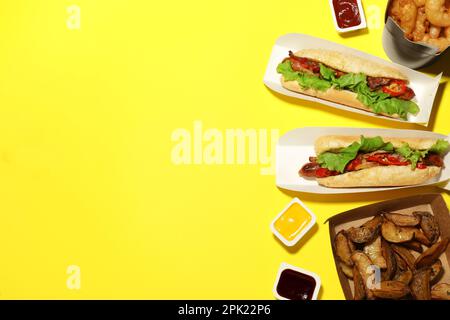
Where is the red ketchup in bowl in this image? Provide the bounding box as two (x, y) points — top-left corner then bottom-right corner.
(332, 0), (362, 29)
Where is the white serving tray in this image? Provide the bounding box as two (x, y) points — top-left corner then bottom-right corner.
(442, 135), (450, 192)
(440, 181), (450, 191)
(444, 182), (450, 191)
(276, 127), (450, 194)
(264, 33), (442, 126)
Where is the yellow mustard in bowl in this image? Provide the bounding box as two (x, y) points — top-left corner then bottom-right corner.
(274, 202), (312, 241)
(271, 198), (316, 247)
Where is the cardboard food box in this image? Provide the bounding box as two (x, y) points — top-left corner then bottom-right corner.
(276, 127), (450, 194)
(264, 33), (441, 126)
(327, 194), (450, 300)
(383, 0), (450, 69)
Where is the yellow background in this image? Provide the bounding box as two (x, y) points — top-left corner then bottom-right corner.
(0, 0), (448, 299)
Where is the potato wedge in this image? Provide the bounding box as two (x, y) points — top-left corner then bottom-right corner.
(364, 236), (387, 269)
(384, 212), (420, 227)
(351, 251), (375, 299)
(348, 237), (356, 253)
(353, 266), (366, 300)
(400, 241), (423, 253)
(431, 283), (450, 300)
(430, 259), (443, 284)
(381, 220), (416, 243)
(394, 253), (408, 271)
(414, 211), (440, 244)
(372, 281), (410, 299)
(414, 230), (432, 247)
(363, 214), (384, 230)
(392, 245), (416, 271)
(410, 269), (431, 300)
(348, 215), (382, 244)
(415, 238), (449, 269)
(335, 231), (353, 266)
(339, 262), (354, 279)
(347, 227), (371, 244)
(381, 239), (397, 281)
(394, 268), (413, 285)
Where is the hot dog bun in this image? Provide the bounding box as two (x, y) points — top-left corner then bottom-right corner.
(314, 135), (438, 154)
(281, 78), (400, 119)
(280, 49), (409, 119)
(295, 49), (407, 81)
(316, 166), (441, 188)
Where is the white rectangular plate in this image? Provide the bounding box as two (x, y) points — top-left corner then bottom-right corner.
(264, 33), (442, 126)
(441, 181), (450, 191)
(276, 127), (450, 194)
(441, 135), (450, 191)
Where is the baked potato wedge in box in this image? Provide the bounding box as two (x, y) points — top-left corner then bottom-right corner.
(328, 194), (450, 300)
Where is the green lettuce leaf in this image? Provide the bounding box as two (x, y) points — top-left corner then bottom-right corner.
(319, 63), (335, 81)
(276, 60), (299, 81)
(355, 82), (390, 105)
(333, 73), (366, 90)
(298, 74), (333, 91)
(277, 61), (331, 91)
(395, 139), (448, 168)
(360, 136), (394, 153)
(319, 64), (366, 90)
(316, 135), (448, 173)
(395, 143), (428, 169)
(317, 136), (395, 173)
(371, 98), (420, 120)
(317, 141), (361, 173)
(429, 139), (450, 154)
(353, 82), (419, 120)
(276, 60), (420, 119)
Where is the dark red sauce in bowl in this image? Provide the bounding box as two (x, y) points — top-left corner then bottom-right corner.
(332, 0), (362, 29)
(276, 269), (317, 300)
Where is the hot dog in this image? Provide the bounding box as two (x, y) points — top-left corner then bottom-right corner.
(277, 49), (420, 120)
(299, 135), (449, 188)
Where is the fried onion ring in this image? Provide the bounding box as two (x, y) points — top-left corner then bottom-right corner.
(422, 33), (450, 51)
(425, 0), (450, 27)
(391, 0), (419, 34)
(430, 24), (442, 37)
(411, 7), (430, 40)
(414, 0), (427, 6)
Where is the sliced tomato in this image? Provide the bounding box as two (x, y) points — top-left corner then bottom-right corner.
(417, 163), (427, 169)
(382, 80), (407, 97)
(315, 168), (338, 178)
(366, 153), (409, 166)
(346, 157), (362, 172)
(397, 87), (415, 101)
